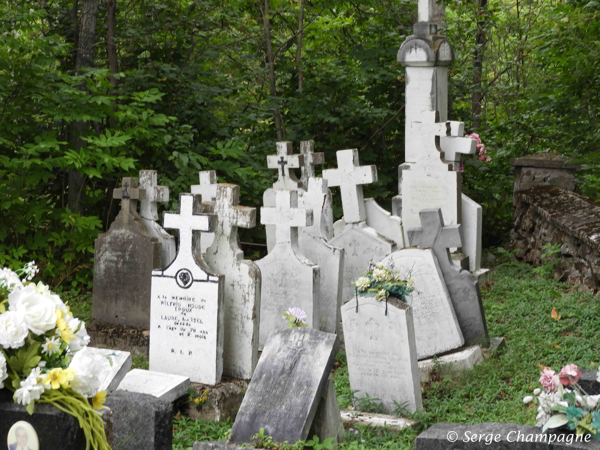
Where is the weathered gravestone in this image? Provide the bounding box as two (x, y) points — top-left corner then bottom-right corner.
(378, 248), (464, 359)
(323, 149), (397, 302)
(193, 170), (218, 255)
(298, 177), (344, 336)
(408, 208), (488, 345)
(149, 193), (225, 384)
(230, 328), (337, 444)
(201, 183), (261, 379)
(257, 190), (318, 349)
(342, 295), (422, 413)
(342, 295), (423, 413)
(117, 368), (190, 403)
(299, 140), (325, 189)
(139, 170), (176, 268)
(73, 346), (132, 393)
(93, 177), (160, 328)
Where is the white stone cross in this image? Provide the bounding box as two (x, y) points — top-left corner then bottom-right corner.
(113, 177), (146, 224)
(299, 140), (324, 188)
(418, 0), (434, 22)
(139, 170), (169, 221)
(267, 142), (304, 190)
(214, 184), (256, 246)
(191, 171), (217, 203)
(322, 149), (377, 224)
(407, 208), (462, 266)
(164, 194), (216, 264)
(261, 190), (312, 246)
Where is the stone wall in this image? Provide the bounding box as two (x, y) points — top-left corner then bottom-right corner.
(511, 186), (600, 293)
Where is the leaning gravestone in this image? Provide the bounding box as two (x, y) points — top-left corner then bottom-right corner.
(201, 183), (261, 379)
(72, 346), (132, 393)
(93, 177), (160, 328)
(324, 149), (397, 302)
(298, 177), (344, 336)
(342, 295), (422, 413)
(378, 248), (464, 359)
(230, 328), (337, 444)
(149, 193), (225, 384)
(257, 190), (319, 349)
(408, 208), (488, 345)
(139, 170), (176, 268)
(117, 368), (190, 403)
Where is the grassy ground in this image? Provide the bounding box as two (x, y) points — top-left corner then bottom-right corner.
(170, 255), (599, 449)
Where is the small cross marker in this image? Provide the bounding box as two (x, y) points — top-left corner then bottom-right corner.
(261, 190), (312, 246)
(139, 170), (170, 221)
(407, 208), (462, 267)
(113, 177), (146, 224)
(322, 149), (377, 223)
(191, 171), (217, 203)
(266, 142), (304, 190)
(299, 140), (325, 187)
(213, 184), (256, 252)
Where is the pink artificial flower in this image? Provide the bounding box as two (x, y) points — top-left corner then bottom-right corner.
(559, 364), (581, 386)
(458, 160), (465, 173)
(469, 133), (481, 146)
(539, 368), (560, 392)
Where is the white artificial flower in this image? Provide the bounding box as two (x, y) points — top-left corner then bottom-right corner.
(533, 388), (541, 395)
(0, 310), (29, 349)
(523, 396), (534, 404)
(69, 350), (111, 397)
(34, 282), (67, 312)
(42, 336), (61, 356)
(23, 261), (39, 281)
(587, 394), (600, 409)
(0, 268), (23, 292)
(14, 376), (45, 406)
(0, 352), (8, 389)
(67, 317), (90, 352)
(8, 284), (57, 334)
(355, 277), (371, 292)
(596, 368), (600, 383)
(372, 268), (391, 282)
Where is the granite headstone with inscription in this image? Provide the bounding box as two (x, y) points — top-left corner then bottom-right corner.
(342, 295), (422, 413)
(230, 327), (337, 444)
(149, 193), (224, 384)
(93, 177), (160, 328)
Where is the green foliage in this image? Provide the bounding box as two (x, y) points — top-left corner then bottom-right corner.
(532, 243), (562, 278)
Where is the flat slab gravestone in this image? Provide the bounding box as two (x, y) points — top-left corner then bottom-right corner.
(93, 177), (160, 328)
(408, 208), (488, 345)
(201, 183), (261, 380)
(139, 170), (177, 268)
(230, 328), (337, 444)
(149, 193), (225, 384)
(257, 190), (319, 349)
(298, 177), (344, 336)
(342, 295), (422, 413)
(75, 346), (132, 393)
(378, 248), (464, 359)
(117, 368), (190, 403)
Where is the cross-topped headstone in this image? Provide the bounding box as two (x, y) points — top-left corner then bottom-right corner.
(323, 149), (377, 224)
(113, 177), (146, 224)
(267, 142), (304, 190)
(418, 0), (434, 22)
(261, 190), (313, 245)
(299, 140), (325, 188)
(213, 184), (256, 250)
(408, 208), (488, 345)
(191, 171), (218, 203)
(139, 170), (170, 221)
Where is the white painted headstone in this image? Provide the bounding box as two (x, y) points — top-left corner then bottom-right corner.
(299, 140), (325, 190)
(149, 193), (224, 384)
(73, 347), (132, 393)
(202, 183), (261, 380)
(378, 248), (464, 359)
(342, 295), (422, 413)
(267, 141), (304, 190)
(257, 190), (319, 349)
(192, 171), (218, 255)
(139, 170), (176, 268)
(117, 369), (190, 403)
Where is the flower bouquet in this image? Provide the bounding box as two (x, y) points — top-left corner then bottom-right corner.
(0, 263), (111, 450)
(523, 364), (600, 439)
(353, 263), (414, 302)
(283, 307), (308, 328)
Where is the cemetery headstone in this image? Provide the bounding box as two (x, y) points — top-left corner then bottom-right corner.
(139, 170), (177, 268)
(117, 369), (190, 403)
(378, 248), (464, 359)
(324, 149), (397, 302)
(93, 177), (160, 328)
(408, 208), (488, 345)
(201, 183), (261, 379)
(308, 375), (345, 446)
(299, 140), (325, 193)
(298, 177), (344, 336)
(192, 170), (218, 254)
(257, 190), (319, 348)
(149, 193), (225, 384)
(230, 328), (337, 444)
(342, 295), (423, 413)
(74, 346), (132, 393)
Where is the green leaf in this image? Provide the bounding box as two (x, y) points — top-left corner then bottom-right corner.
(542, 414), (568, 433)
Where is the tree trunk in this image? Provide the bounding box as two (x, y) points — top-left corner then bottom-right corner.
(106, 0), (117, 85)
(432, 0), (445, 29)
(296, 0), (304, 93)
(262, 0), (284, 140)
(68, 0), (100, 213)
(471, 0), (487, 131)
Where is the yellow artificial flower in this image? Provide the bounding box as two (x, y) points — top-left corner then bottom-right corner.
(92, 391), (107, 409)
(62, 367), (75, 388)
(44, 368), (69, 390)
(59, 324), (76, 344)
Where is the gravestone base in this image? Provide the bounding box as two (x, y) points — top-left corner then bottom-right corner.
(418, 346), (484, 383)
(88, 324), (149, 358)
(341, 410), (417, 433)
(183, 379), (249, 422)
